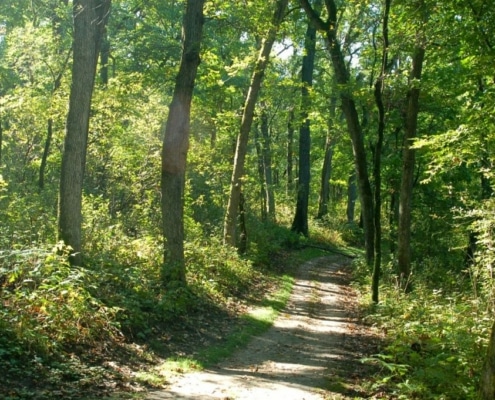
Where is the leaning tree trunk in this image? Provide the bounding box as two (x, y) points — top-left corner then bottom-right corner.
(397, 44), (425, 291)
(58, 0), (111, 266)
(223, 0), (288, 247)
(291, 3), (319, 236)
(161, 0), (205, 286)
(301, 0), (375, 264)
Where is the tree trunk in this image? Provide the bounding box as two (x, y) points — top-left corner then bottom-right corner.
(260, 108), (276, 221)
(238, 192), (248, 254)
(346, 172), (357, 223)
(481, 320), (495, 399)
(291, 4), (318, 236)
(301, 0), (375, 264)
(254, 124), (268, 222)
(161, 0), (205, 286)
(372, 0), (391, 304)
(223, 0), (288, 247)
(317, 98), (337, 219)
(397, 43), (425, 291)
(58, 0), (111, 266)
(287, 108), (295, 195)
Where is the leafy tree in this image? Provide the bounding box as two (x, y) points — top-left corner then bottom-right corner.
(161, 0), (205, 286)
(223, 0), (289, 248)
(291, 1), (319, 236)
(300, 0), (375, 264)
(371, 0), (391, 303)
(396, 0), (427, 290)
(58, 0), (111, 265)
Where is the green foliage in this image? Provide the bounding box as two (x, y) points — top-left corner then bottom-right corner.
(356, 261), (489, 399)
(0, 243), (120, 355)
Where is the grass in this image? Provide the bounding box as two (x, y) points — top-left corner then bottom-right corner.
(144, 273), (295, 382)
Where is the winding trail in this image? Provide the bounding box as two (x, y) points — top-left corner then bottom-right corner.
(147, 255), (360, 400)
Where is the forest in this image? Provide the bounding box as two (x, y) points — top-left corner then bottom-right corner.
(1, 0), (495, 398)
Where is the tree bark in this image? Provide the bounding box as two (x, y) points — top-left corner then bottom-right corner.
(291, 3), (319, 236)
(372, 0), (391, 304)
(223, 0), (288, 247)
(301, 0), (375, 264)
(58, 0), (111, 265)
(161, 0), (205, 286)
(397, 43), (425, 291)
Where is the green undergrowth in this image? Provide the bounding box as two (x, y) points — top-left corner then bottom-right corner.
(143, 273), (294, 383)
(0, 213), (334, 399)
(354, 259), (491, 399)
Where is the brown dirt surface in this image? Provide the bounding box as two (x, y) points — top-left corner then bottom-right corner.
(146, 255), (379, 400)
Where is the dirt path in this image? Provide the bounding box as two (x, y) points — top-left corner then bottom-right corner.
(147, 255), (363, 400)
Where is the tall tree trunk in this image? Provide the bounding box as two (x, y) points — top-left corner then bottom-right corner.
(287, 108), (295, 195)
(254, 124), (268, 221)
(291, 3), (319, 236)
(58, 0), (111, 266)
(371, 0), (391, 304)
(317, 98), (337, 219)
(260, 108), (276, 221)
(301, 0), (375, 264)
(223, 0), (288, 247)
(161, 0), (205, 286)
(397, 43), (425, 290)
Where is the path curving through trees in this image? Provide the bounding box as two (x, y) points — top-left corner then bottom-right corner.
(147, 255), (367, 400)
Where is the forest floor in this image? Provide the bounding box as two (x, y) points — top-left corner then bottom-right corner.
(144, 255), (381, 400)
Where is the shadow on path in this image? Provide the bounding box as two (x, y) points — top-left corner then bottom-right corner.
(147, 256), (374, 400)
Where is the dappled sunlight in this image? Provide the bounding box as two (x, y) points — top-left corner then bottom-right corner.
(146, 256), (373, 399)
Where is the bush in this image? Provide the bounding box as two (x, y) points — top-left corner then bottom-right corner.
(0, 243), (121, 356)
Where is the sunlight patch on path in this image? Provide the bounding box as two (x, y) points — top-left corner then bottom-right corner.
(147, 256), (356, 400)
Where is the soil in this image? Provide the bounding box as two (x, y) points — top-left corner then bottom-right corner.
(145, 255), (378, 400)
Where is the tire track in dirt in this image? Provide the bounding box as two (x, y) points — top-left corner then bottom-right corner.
(147, 255), (358, 400)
